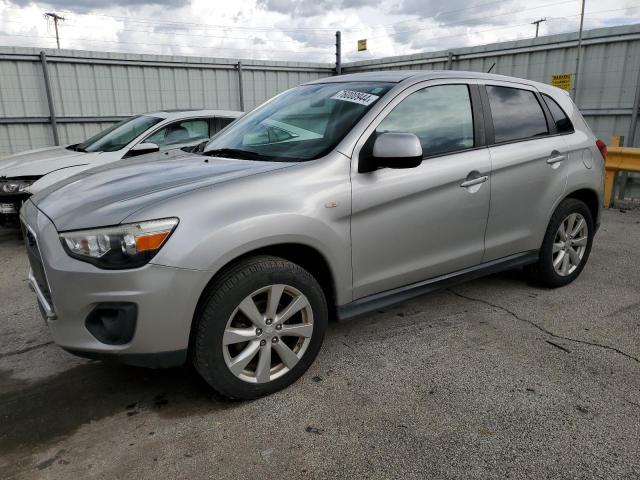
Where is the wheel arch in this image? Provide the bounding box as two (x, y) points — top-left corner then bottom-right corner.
(188, 242), (340, 353)
(564, 187), (600, 227)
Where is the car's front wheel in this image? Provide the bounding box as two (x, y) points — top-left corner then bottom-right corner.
(193, 255), (328, 400)
(526, 198), (594, 287)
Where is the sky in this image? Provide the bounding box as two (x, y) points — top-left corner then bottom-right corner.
(0, 0), (639, 63)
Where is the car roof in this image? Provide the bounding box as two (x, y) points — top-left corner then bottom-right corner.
(145, 109), (243, 120)
(303, 70), (550, 90)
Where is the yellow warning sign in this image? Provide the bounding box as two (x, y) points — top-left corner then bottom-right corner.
(551, 73), (572, 91)
(357, 39), (367, 52)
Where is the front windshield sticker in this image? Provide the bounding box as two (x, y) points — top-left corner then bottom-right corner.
(331, 90), (380, 106)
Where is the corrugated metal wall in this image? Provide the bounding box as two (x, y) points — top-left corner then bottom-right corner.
(2, 24), (640, 156)
(343, 24), (640, 147)
(0, 47), (332, 155)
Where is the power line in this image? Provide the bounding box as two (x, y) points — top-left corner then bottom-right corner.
(0, 32), (333, 59)
(1, 18), (333, 46)
(364, 0), (578, 39)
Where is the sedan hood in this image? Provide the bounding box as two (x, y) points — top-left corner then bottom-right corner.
(0, 145), (93, 177)
(31, 149), (295, 231)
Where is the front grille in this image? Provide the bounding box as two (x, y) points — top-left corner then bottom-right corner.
(21, 222), (54, 309)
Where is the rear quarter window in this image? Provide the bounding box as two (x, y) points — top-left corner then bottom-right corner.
(542, 93), (574, 134)
(486, 85), (549, 143)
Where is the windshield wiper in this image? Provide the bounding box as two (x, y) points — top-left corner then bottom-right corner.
(202, 148), (265, 160)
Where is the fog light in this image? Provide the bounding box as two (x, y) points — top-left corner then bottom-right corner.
(85, 303), (137, 345)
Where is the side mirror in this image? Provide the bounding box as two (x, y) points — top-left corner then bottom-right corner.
(127, 142), (159, 157)
(370, 132), (423, 170)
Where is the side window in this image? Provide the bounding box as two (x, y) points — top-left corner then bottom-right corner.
(486, 86), (549, 143)
(542, 93), (574, 134)
(144, 119), (210, 147)
(376, 84), (474, 157)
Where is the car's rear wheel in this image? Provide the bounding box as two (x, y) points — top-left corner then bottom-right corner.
(193, 255), (327, 400)
(526, 198), (594, 287)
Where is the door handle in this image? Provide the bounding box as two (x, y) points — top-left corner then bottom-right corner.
(546, 153), (567, 164)
(460, 175), (489, 188)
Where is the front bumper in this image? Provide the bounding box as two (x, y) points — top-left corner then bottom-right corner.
(20, 200), (212, 365)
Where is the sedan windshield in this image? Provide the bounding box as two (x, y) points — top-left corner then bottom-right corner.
(203, 82), (393, 161)
(74, 115), (163, 153)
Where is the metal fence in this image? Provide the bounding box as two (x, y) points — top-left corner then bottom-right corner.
(2, 24), (640, 157)
(0, 47), (332, 155)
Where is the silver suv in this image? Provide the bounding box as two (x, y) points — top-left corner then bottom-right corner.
(21, 71), (605, 399)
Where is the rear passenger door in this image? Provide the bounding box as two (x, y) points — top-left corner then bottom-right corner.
(481, 83), (569, 261)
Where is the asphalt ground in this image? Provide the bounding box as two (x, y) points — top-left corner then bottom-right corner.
(0, 208), (639, 479)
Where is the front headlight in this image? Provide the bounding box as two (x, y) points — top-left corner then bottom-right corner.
(1, 179), (34, 194)
(59, 218), (179, 269)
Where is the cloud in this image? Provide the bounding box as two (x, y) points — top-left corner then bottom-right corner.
(7, 0), (188, 12)
(257, 0), (373, 18)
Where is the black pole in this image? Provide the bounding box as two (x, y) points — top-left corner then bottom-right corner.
(237, 60), (245, 111)
(335, 31), (342, 75)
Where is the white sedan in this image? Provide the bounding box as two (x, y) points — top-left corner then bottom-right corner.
(0, 109), (241, 220)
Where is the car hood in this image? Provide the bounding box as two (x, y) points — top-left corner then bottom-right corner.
(31, 149), (295, 231)
(0, 145), (99, 177)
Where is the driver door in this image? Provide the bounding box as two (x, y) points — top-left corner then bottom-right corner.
(351, 81), (491, 299)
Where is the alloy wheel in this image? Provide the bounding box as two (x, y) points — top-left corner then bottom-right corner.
(552, 212), (588, 277)
(222, 284), (314, 383)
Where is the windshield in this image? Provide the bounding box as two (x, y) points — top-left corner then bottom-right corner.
(203, 82), (393, 161)
(76, 115), (163, 153)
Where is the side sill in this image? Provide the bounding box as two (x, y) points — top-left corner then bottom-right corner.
(337, 251), (539, 321)
(62, 348), (188, 369)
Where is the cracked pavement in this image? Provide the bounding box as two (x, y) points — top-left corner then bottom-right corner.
(1, 209), (639, 479)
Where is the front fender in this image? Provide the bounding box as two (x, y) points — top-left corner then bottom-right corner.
(132, 155), (353, 304)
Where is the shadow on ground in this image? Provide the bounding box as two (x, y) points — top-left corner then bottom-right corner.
(0, 362), (236, 455)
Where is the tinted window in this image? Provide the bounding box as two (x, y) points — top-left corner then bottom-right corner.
(542, 93), (574, 133)
(487, 86), (548, 143)
(376, 84), (474, 157)
(145, 119), (210, 147)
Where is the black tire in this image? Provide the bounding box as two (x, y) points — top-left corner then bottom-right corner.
(525, 198), (594, 288)
(192, 255), (328, 400)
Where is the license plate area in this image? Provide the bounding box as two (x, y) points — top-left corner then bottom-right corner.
(0, 203), (17, 214)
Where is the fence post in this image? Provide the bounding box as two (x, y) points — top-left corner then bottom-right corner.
(446, 51), (454, 70)
(39, 50), (59, 146)
(335, 31), (342, 75)
(237, 60), (245, 112)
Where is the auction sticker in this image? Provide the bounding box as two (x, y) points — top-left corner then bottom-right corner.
(331, 90), (379, 106)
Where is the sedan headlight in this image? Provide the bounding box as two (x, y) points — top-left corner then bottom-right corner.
(59, 218), (179, 269)
(1, 179), (34, 194)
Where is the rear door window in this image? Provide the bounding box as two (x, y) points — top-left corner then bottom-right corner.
(542, 93), (574, 134)
(486, 86), (548, 143)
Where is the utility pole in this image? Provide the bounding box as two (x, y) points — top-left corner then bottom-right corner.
(44, 12), (64, 49)
(572, 0), (586, 101)
(335, 31), (342, 76)
(531, 18), (546, 38)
